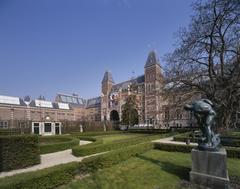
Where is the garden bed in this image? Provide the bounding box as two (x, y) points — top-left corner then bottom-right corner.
(39, 136), (79, 154)
(72, 134), (170, 156)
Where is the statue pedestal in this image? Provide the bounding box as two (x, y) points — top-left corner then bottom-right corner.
(190, 148), (230, 189)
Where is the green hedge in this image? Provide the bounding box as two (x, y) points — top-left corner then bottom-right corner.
(0, 142), (154, 189)
(39, 136), (79, 154)
(72, 134), (169, 156)
(78, 142), (154, 173)
(226, 147), (240, 159)
(154, 142), (240, 159)
(154, 142), (193, 153)
(0, 129), (20, 136)
(0, 135), (40, 172)
(0, 162), (78, 189)
(70, 131), (124, 137)
(221, 137), (240, 147)
(173, 133), (193, 143)
(127, 129), (169, 134)
(221, 131), (240, 139)
(173, 133), (240, 147)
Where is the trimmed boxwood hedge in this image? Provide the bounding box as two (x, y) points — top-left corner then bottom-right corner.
(127, 129), (170, 134)
(226, 147), (240, 159)
(220, 131), (240, 139)
(0, 129), (20, 136)
(78, 142), (154, 173)
(0, 142), (154, 189)
(153, 142), (240, 158)
(39, 136), (79, 154)
(154, 142), (193, 153)
(173, 132), (240, 147)
(72, 134), (170, 156)
(0, 162), (78, 189)
(220, 137), (240, 147)
(70, 131), (124, 137)
(0, 135), (40, 172)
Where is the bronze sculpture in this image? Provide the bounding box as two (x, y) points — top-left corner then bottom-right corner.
(184, 99), (221, 151)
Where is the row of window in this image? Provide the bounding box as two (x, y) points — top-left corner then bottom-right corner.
(30, 111), (74, 117)
(146, 74), (155, 81)
(33, 122), (61, 135)
(164, 123), (183, 127)
(0, 121), (8, 128)
(164, 109), (188, 120)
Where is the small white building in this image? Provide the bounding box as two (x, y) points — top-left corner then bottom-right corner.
(32, 121), (62, 136)
(30, 100), (67, 135)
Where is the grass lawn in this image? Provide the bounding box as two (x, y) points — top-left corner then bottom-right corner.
(39, 136), (73, 145)
(95, 133), (148, 144)
(63, 150), (240, 189)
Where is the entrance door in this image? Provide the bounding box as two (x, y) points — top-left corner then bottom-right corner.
(33, 123), (40, 134)
(44, 122), (52, 135)
(55, 123), (60, 135)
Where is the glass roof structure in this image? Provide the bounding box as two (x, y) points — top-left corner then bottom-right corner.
(87, 97), (101, 107)
(0, 95), (20, 105)
(58, 103), (70, 110)
(57, 94), (86, 106)
(35, 100), (53, 108)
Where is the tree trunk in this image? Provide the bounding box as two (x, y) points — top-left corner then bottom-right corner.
(220, 110), (232, 131)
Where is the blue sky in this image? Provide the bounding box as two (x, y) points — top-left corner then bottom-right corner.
(0, 0), (193, 100)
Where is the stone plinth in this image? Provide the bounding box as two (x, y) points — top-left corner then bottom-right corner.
(190, 148), (230, 189)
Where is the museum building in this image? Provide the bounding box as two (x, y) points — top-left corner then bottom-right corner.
(1, 51), (239, 132)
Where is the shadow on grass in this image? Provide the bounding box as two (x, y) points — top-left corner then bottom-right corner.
(136, 154), (190, 181)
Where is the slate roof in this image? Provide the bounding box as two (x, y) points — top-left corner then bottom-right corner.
(102, 71), (114, 83)
(144, 50), (160, 68)
(111, 75), (144, 92)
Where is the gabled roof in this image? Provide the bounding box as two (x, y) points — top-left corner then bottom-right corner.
(102, 70), (114, 83)
(144, 50), (160, 68)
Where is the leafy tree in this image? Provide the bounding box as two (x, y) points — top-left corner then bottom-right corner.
(164, 0), (240, 130)
(121, 95), (139, 127)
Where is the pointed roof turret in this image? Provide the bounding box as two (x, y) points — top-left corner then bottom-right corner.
(144, 50), (160, 68)
(102, 70), (114, 83)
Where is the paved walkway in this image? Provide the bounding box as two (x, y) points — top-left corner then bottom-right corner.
(152, 136), (198, 146)
(0, 140), (93, 178)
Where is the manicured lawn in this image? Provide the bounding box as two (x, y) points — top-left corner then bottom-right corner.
(39, 135), (74, 145)
(95, 133), (147, 144)
(63, 150), (240, 189)
(72, 133), (170, 156)
(39, 135), (79, 154)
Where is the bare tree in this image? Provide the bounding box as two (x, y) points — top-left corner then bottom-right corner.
(164, 0), (240, 130)
(24, 95), (31, 102)
(37, 95), (46, 100)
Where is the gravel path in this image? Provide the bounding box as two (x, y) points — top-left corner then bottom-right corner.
(0, 140), (93, 178)
(152, 136), (198, 146)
